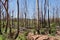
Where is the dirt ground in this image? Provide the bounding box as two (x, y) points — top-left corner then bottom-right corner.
(27, 31), (60, 40)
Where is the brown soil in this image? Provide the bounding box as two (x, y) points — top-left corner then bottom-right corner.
(27, 32), (60, 40)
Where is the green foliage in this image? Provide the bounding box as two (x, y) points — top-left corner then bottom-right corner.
(16, 33), (27, 40)
(0, 35), (3, 40)
(50, 23), (56, 36)
(0, 35), (6, 40)
(40, 28), (46, 34)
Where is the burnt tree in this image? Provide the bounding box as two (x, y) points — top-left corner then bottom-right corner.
(43, 0), (47, 28)
(0, 1), (2, 34)
(14, 0), (19, 39)
(47, 0), (51, 34)
(36, 0), (40, 34)
(52, 8), (55, 23)
(2, 13), (4, 28)
(0, 0), (10, 33)
(24, 0), (27, 27)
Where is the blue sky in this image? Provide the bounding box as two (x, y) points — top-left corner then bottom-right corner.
(8, 0), (60, 19)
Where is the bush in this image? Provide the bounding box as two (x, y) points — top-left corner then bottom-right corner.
(0, 35), (6, 40)
(40, 28), (46, 34)
(50, 23), (56, 36)
(16, 34), (27, 40)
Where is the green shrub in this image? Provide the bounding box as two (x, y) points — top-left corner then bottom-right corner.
(0, 35), (6, 40)
(16, 34), (27, 40)
(40, 28), (45, 34)
(50, 23), (56, 36)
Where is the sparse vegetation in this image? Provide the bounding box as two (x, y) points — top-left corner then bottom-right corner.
(0, 0), (60, 40)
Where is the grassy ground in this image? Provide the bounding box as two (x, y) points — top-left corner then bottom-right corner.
(0, 21), (60, 40)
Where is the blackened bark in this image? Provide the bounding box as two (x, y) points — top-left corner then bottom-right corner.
(56, 7), (59, 25)
(52, 8), (55, 23)
(5, 0), (9, 33)
(47, 2), (50, 34)
(36, 0), (40, 34)
(41, 0), (43, 29)
(2, 13), (4, 28)
(24, 0), (27, 27)
(0, 3), (2, 34)
(43, 0), (47, 28)
(14, 0), (19, 39)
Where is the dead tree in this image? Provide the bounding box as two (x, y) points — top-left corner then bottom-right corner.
(9, 11), (14, 37)
(56, 7), (59, 26)
(52, 8), (55, 23)
(43, 0), (47, 28)
(2, 0), (10, 33)
(41, 0), (43, 29)
(47, 0), (51, 34)
(0, 0), (10, 33)
(11, 10), (14, 28)
(8, 11), (14, 38)
(0, 1), (2, 34)
(14, 0), (19, 39)
(36, 0), (40, 34)
(24, 0), (27, 27)
(2, 13), (4, 28)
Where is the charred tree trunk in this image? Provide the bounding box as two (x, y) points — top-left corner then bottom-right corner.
(5, 0), (9, 33)
(12, 11), (14, 28)
(0, 0), (10, 33)
(9, 11), (14, 38)
(9, 11), (14, 36)
(40, 0), (44, 34)
(2, 13), (4, 28)
(36, 0), (40, 34)
(52, 8), (55, 23)
(0, 2), (2, 34)
(47, 1), (51, 34)
(43, 0), (47, 28)
(24, 0), (27, 27)
(14, 0), (19, 39)
(25, 12), (26, 27)
(41, 0), (43, 29)
(56, 7), (59, 26)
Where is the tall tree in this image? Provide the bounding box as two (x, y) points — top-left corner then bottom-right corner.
(12, 11), (14, 28)
(36, 0), (40, 34)
(41, 0), (43, 29)
(24, 0), (27, 27)
(52, 8), (55, 23)
(43, 0), (47, 28)
(4, 0), (10, 33)
(56, 7), (59, 25)
(47, 0), (50, 34)
(14, 0), (19, 39)
(2, 13), (4, 28)
(0, 0), (10, 33)
(0, 0), (2, 34)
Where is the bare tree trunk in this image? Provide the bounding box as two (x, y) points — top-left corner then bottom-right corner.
(47, 1), (50, 34)
(0, 0), (10, 33)
(2, 13), (4, 28)
(43, 0), (47, 28)
(24, 0), (27, 27)
(0, 2), (2, 34)
(36, 0), (40, 34)
(14, 0), (19, 39)
(52, 8), (55, 23)
(12, 11), (14, 27)
(56, 7), (59, 26)
(41, 0), (43, 29)
(5, 0), (9, 33)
